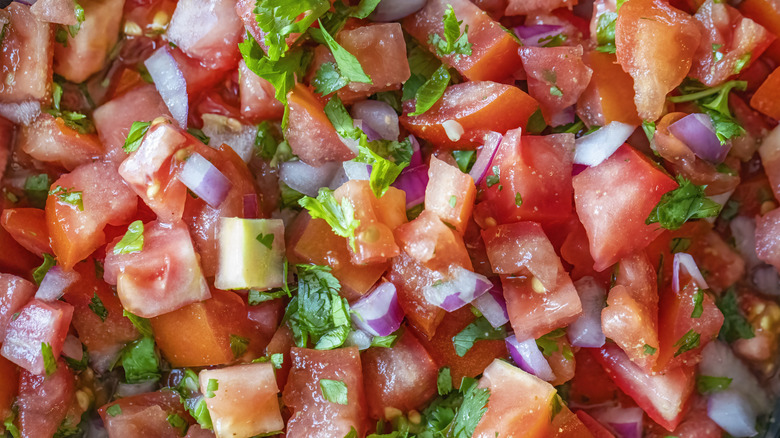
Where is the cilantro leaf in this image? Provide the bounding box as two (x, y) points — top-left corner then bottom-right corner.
(253, 352), (285, 369)
(716, 288), (755, 343)
(673, 329), (700, 357)
(437, 367), (453, 396)
(113, 220), (144, 254)
(320, 379), (348, 405)
(642, 120), (656, 143)
(24, 173), (50, 208)
(318, 19), (371, 84)
(595, 12), (618, 53)
(646, 176), (721, 230)
(536, 329), (573, 360)
(350, 0), (382, 18)
(33, 253), (56, 285)
(166, 414), (188, 436)
(324, 95), (362, 139)
(248, 289), (289, 305)
(117, 337), (160, 383)
(691, 289), (704, 318)
(205, 378), (219, 398)
(173, 369), (213, 429)
(299, 188), (360, 250)
(49, 185), (84, 211)
(451, 383), (490, 438)
(229, 334), (249, 358)
(669, 237), (691, 254)
(89, 293), (108, 322)
(452, 150), (476, 173)
(428, 5), (472, 57)
(643, 344), (657, 355)
(253, 0), (330, 61)
(452, 316), (506, 357)
(123, 310), (154, 337)
(41, 342), (57, 376)
(696, 375), (732, 394)
(106, 405), (122, 417)
(256, 232), (275, 250)
(668, 79), (747, 144)
(409, 64), (451, 116)
(313, 62), (348, 95)
(123, 121), (151, 153)
(239, 37), (311, 105)
(370, 334), (397, 348)
(354, 139), (410, 198)
(255, 121), (280, 160)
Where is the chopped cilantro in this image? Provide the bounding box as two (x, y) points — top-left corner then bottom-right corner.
(669, 237), (692, 253)
(113, 220), (144, 254)
(88, 293), (108, 322)
(106, 404), (122, 417)
(452, 150), (476, 173)
(33, 253), (56, 285)
(539, 33), (567, 47)
(173, 369), (213, 429)
(668, 79), (747, 144)
(253, 353), (284, 369)
(734, 53), (751, 75)
(720, 199), (740, 222)
(166, 413), (188, 436)
(255, 121), (280, 160)
(299, 188), (360, 250)
(49, 186), (84, 211)
(486, 165), (500, 188)
(318, 19), (371, 84)
(205, 378), (219, 398)
(187, 128), (210, 145)
(536, 329), (573, 360)
(370, 334), (397, 348)
(117, 337), (160, 383)
(646, 176), (721, 230)
(320, 379), (348, 405)
(123, 310), (154, 337)
(41, 342), (57, 376)
(408, 64), (451, 116)
(123, 121), (151, 153)
(452, 316), (506, 357)
(63, 344), (88, 371)
(673, 329), (700, 357)
(716, 288), (755, 343)
(526, 108), (547, 134)
(691, 289), (704, 318)
(253, 0), (330, 61)
(313, 62), (348, 95)
(451, 382), (490, 438)
(372, 91), (402, 113)
(515, 192), (523, 207)
(239, 37), (311, 105)
(353, 139), (410, 198)
(256, 232), (275, 250)
(229, 334), (250, 358)
(428, 5), (472, 57)
(248, 289), (289, 305)
(437, 367), (453, 396)
(549, 85), (563, 97)
(642, 120), (656, 143)
(696, 375), (732, 394)
(449, 195), (457, 208)
(595, 12), (618, 53)
(712, 44), (724, 63)
(324, 95), (362, 139)
(24, 173), (50, 208)
(643, 344), (657, 355)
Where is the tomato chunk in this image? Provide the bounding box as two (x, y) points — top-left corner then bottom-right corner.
(0, 273), (36, 341)
(99, 391), (190, 438)
(0, 356), (18, 422)
(751, 66), (780, 120)
(0, 4), (52, 104)
(424, 156), (475, 234)
(19, 113), (104, 171)
(239, 59), (284, 123)
(1, 299), (74, 375)
(505, 0), (577, 15)
(165, 0), (243, 70)
(756, 207), (780, 270)
(578, 50), (641, 127)
(18, 361), (75, 438)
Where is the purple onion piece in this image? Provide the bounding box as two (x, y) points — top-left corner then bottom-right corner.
(672, 252), (709, 294)
(409, 135), (423, 168)
(350, 282), (404, 337)
(177, 152), (232, 208)
(593, 406), (644, 438)
(370, 0), (426, 22)
(423, 267), (493, 312)
(35, 266), (80, 302)
(505, 335), (555, 381)
(144, 47), (188, 128)
(352, 100), (399, 141)
(468, 131), (502, 184)
(354, 119), (383, 142)
(473, 278), (509, 328)
(568, 277), (606, 348)
(668, 113), (731, 164)
(513, 25), (565, 47)
(574, 121), (635, 166)
(392, 165), (428, 208)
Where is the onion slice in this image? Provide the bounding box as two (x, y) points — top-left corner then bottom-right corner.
(144, 47), (188, 128)
(279, 160), (340, 197)
(473, 278), (509, 328)
(469, 131), (503, 184)
(668, 113), (731, 164)
(423, 266), (493, 312)
(505, 335), (555, 381)
(708, 390), (758, 437)
(370, 0), (426, 21)
(61, 334), (83, 360)
(342, 161), (372, 181)
(177, 152), (232, 208)
(35, 266), (80, 302)
(573, 121), (635, 166)
(350, 282), (404, 337)
(568, 277), (606, 348)
(392, 165), (428, 208)
(592, 406), (644, 438)
(672, 252), (709, 293)
(352, 100), (399, 141)
(409, 135), (422, 167)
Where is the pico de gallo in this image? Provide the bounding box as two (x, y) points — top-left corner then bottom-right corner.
(1, 0), (780, 436)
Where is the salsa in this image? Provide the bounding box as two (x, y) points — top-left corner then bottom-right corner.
(0, 0), (779, 437)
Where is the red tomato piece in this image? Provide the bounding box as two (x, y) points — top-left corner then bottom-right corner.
(245, 298), (284, 356)
(0, 274), (35, 342)
(199, 363), (283, 437)
(0, 4), (52, 103)
(362, 328), (438, 420)
(394, 210), (473, 274)
(387, 251), (445, 339)
(474, 130), (575, 226)
(577, 50), (641, 127)
(505, 0), (577, 15)
(547, 335), (576, 387)
(592, 343), (695, 432)
(552, 404), (598, 438)
(18, 361), (75, 438)
(569, 348), (624, 406)
(0, 116), (11, 182)
(1, 299), (73, 375)
(644, 395), (723, 438)
(752, 66), (780, 119)
(690, 0), (774, 87)
(103, 220), (210, 318)
(47, 161), (139, 270)
(285, 84), (356, 167)
(472, 360), (557, 438)
(403, 0), (523, 82)
(615, 0), (701, 120)
(573, 145), (678, 272)
(0, 224), (41, 280)
(1, 208), (50, 258)
(739, 0), (780, 64)
(283, 347), (369, 438)
(99, 391), (190, 438)
(0, 356), (18, 422)
(399, 81), (539, 150)
(238, 59), (284, 123)
(184, 425), (215, 438)
(519, 46), (593, 124)
(19, 113), (104, 171)
(165, 0), (243, 70)
(265, 325), (294, 391)
(756, 207), (780, 270)
(424, 155), (475, 234)
(575, 410), (616, 438)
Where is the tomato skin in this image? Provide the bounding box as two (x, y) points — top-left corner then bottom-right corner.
(569, 348), (624, 407)
(238, 60), (284, 123)
(165, 0), (243, 71)
(751, 66), (780, 119)
(475, 131), (575, 226)
(739, 0), (780, 64)
(403, 0), (523, 82)
(399, 81), (539, 150)
(283, 347), (369, 438)
(552, 404), (597, 438)
(1, 299), (74, 375)
(424, 156), (475, 234)
(387, 251), (446, 339)
(0, 356), (18, 422)
(577, 50), (641, 127)
(573, 145), (678, 272)
(0, 3), (52, 104)
(18, 360), (75, 438)
(362, 328), (439, 420)
(616, 0), (701, 120)
(98, 391), (190, 438)
(1, 208), (51, 258)
(19, 113), (104, 171)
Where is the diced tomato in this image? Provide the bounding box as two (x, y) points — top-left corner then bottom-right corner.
(165, 0), (243, 70)
(578, 50), (641, 127)
(233, 0), (298, 56)
(1, 208), (50, 258)
(0, 224), (41, 280)
(424, 156), (475, 234)
(644, 395), (723, 438)
(334, 180), (400, 265)
(739, 0), (780, 64)
(103, 220), (210, 318)
(751, 66), (780, 120)
(475, 130), (575, 226)
(552, 404), (598, 438)
(690, 1), (774, 87)
(574, 410), (616, 438)
(285, 84), (356, 166)
(199, 363), (284, 437)
(593, 343), (695, 432)
(394, 210), (473, 274)
(19, 113), (104, 171)
(93, 84), (172, 163)
(756, 207), (780, 270)
(184, 425), (215, 438)
(615, 0), (702, 120)
(601, 251), (660, 372)
(1, 299), (74, 375)
(18, 361), (75, 438)
(150, 289), (246, 367)
(399, 81), (539, 150)
(403, 0), (523, 82)
(362, 328), (438, 420)
(560, 217), (608, 283)
(0, 4), (52, 103)
(99, 390), (190, 438)
(385, 250), (445, 339)
(0, 356), (18, 422)
(547, 335), (576, 387)
(283, 347), (368, 438)
(569, 348), (624, 406)
(238, 60), (284, 123)
(47, 161), (139, 270)
(245, 298), (284, 356)
(519, 46), (593, 124)
(573, 145), (678, 272)
(0, 116), (11, 182)
(265, 324), (294, 390)
(472, 359), (557, 438)
(505, 0), (577, 15)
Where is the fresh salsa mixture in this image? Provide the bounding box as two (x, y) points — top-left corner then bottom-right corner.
(2, 0), (780, 436)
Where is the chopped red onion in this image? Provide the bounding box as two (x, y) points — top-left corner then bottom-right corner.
(35, 266), (80, 302)
(513, 24), (565, 47)
(591, 406), (644, 438)
(409, 135), (423, 167)
(473, 278), (509, 328)
(668, 113), (731, 164)
(0, 101), (41, 125)
(354, 119), (382, 142)
(370, 0), (426, 21)
(243, 194), (258, 219)
(423, 267), (493, 312)
(279, 160), (340, 197)
(672, 252), (709, 294)
(62, 334), (83, 360)
(568, 277), (606, 348)
(352, 100), (399, 141)
(708, 390), (758, 437)
(342, 161), (372, 181)
(177, 152), (232, 208)
(752, 264), (780, 296)
(505, 335), (555, 381)
(350, 282), (404, 337)
(550, 105), (576, 127)
(144, 47), (188, 128)
(574, 121), (635, 166)
(700, 341), (770, 415)
(392, 165), (428, 208)
(469, 131), (502, 184)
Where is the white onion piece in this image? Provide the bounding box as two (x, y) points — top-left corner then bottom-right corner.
(0, 101), (41, 124)
(342, 160), (371, 181)
(201, 113), (258, 162)
(708, 390), (758, 437)
(473, 278), (509, 328)
(35, 266), (80, 302)
(568, 277), (606, 348)
(144, 47), (188, 128)
(505, 335), (555, 381)
(752, 265), (780, 296)
(352, 100), (399, 141)
(345, 328), (374, 351)
(469, 131), (503, 184)
(62, 335), (83, 360)
(730, 216), (761, 269)
(177, 152), (232, 208)
(279, 160), (340, 197)
(370, 0), (426, 21)
(672, 252), (709, 293)
(392, 165), (428, 208)
(350, 282), (404, 337)
(592, 406), (644, 438)
(573, 121), (635, 166)
(423, 266), (493, 312)
(705, 189), (734, 224)
(115, 380), (159, 398)
(668, 113), (731, 164)
(700, 341), (770, 414)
